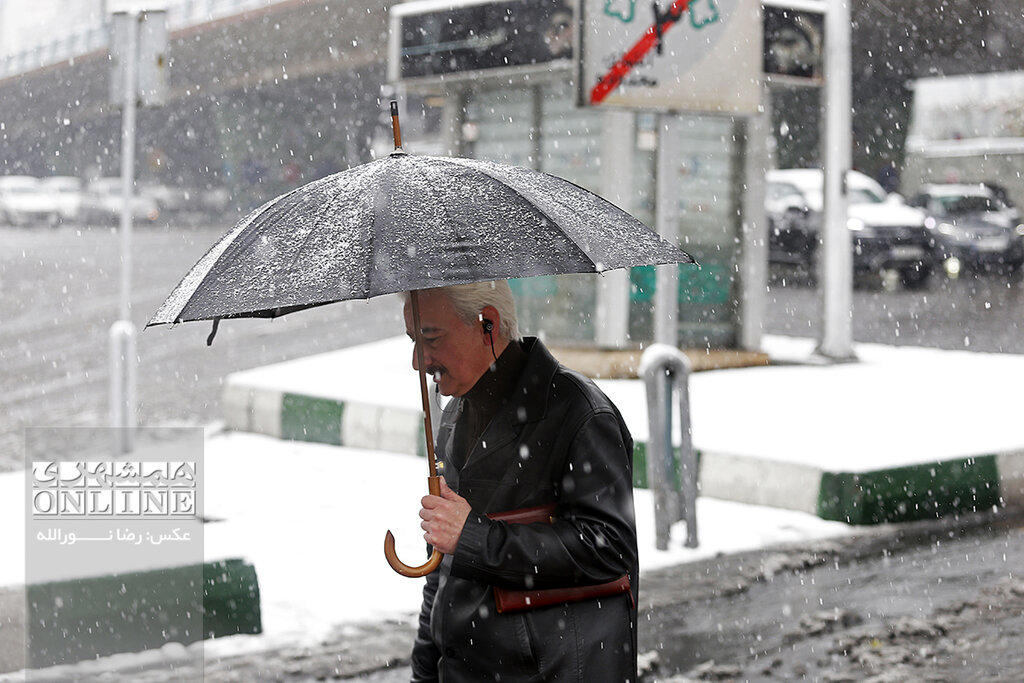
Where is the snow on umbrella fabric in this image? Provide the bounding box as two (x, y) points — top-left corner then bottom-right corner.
(149, 146), (695, 578)
(147, 152), (693, 327)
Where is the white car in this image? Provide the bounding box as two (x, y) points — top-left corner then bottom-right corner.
(40, 176), (84, 224)
(0, 175), (60, 227)
(80, 178), (161, 225)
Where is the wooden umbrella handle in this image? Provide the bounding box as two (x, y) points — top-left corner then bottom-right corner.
(384, 475), (443, 577)
(384, 289), (443, 577)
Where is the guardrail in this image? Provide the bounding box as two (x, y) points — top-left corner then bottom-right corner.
(640, 344), (698, 551)
(0, 0), (277, 80)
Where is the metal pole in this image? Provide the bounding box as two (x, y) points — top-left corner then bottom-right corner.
(442, 89), (466, 158)
(111, 11), (138, 454)
(119, 15), (136, 323)
(654, 113), (679, 347)
(739, 97), (771, 351)
(641, 344), (697, 550)
(675, 352), (697, 548)
(818, 0), (855, 360)
(596, 109), (634, 348)
(530, 84), (543, 170)
(643, 359), (675, 550)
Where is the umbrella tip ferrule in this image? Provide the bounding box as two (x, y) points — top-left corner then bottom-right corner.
(390, 99), (403, 151)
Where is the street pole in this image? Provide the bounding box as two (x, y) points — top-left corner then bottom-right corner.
(738, 97), (770, 352)
(596, 109), (634, 348)
(654, 113), (679, 347)
(111, 12), (138, 453)
(817, 0), (855, 360)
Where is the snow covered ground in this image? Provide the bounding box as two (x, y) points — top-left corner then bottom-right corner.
(0, 430), (851, 661)
(228, 333), (1024, 471)
(8, 332), (1022, 661)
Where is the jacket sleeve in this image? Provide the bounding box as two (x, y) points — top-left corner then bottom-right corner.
(450, 409), (637, 590)
(409, 568), (441, 682)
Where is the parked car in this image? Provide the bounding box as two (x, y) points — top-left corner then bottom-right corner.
(908, 183), (1024, 273)
(80, 178), (160, 225)
(766, 169), (933, 287)
(138, 181), (192, 216)
(40, 176), (84, 224)
(0, 175), (60, 227)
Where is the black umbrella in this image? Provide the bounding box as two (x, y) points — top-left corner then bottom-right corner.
(149, 102), (694, 577)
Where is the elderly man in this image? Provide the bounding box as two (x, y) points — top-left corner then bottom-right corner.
(404, 281), (639, 682)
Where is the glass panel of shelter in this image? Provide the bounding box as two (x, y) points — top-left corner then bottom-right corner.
(465, 81), (741, 349)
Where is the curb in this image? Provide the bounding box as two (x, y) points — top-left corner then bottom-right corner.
(223, 381), (1024, 526)
(24, 558), (260, 668)
(223, 383), (427, 458)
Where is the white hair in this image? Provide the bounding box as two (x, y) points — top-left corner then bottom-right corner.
(403, 280), (521, 341)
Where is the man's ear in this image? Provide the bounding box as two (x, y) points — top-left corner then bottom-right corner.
(480, 305), (500, 342)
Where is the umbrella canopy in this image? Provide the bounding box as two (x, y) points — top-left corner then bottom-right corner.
(147, 152), (693, 327)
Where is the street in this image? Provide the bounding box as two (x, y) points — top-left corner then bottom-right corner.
(0, 224), (401, 472)
(639, 511), (1024, 681)
(766, 264), (1024, 353)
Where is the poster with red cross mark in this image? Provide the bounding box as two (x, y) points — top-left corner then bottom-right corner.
(579, 0), (762, 113)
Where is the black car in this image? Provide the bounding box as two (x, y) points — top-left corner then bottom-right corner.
(909, 184), (1024, 274)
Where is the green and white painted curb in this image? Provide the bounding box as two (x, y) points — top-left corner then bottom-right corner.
(223, 383), (427, 458)
(224, 382), (1024, 526)
(695, 449), (1024, 525)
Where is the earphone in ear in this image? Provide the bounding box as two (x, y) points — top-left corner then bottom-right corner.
(479, 314), (497, 361)
(478, 313), (494, 333)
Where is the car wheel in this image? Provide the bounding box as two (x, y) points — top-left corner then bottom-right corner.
(901, 264), (932, 290)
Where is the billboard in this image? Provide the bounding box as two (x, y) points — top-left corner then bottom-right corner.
(578, 0), (762, 113)
(389, 0), (575, 84)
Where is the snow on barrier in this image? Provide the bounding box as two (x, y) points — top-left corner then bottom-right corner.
(24, 558), (260, 669)
(640, 344), (698, 550)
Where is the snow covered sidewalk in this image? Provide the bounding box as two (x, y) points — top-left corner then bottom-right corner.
(222, 334), (1024, 525)
(0, 431), (852, 659)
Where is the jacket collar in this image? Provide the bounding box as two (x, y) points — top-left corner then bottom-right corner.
(446, 336), (560, 475)
(504, 336), (560, 424)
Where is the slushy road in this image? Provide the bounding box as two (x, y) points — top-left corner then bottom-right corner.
(0, 224), (401, 472)
(766, 264), (1024, 353)
(189, 512), (1024, 680)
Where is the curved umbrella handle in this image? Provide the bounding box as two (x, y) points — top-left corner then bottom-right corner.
(384, 474), (444, 577)
(384, 531), (443, 577)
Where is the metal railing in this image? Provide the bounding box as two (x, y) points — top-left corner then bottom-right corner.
(640, 344), (698, 551)
(0, 0), (279, 80)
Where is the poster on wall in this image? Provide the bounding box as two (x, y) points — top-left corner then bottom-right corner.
(389, 0), (575, 84)
(763, 0), (824, 84)
(578, 0), (762, 113)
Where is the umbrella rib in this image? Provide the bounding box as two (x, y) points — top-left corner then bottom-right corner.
(147, 192), (285, 325)
(364, 160), (386, 298)
(285, 168), (372, 278)
(174, 173), (339, 323)
(415, 160), (478, 283)
(435, 157), (597, 272)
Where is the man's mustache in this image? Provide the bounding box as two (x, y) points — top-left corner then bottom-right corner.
(426, 365), (446, 378)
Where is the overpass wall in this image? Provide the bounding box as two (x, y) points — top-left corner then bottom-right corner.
(0, 0), (388, 213)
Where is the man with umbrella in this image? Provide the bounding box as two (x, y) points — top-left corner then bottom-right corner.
(406, 280), (639, 681)
(150, 103), (692, 683)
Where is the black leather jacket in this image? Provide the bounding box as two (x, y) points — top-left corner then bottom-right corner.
(410, 337), (639, 682)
